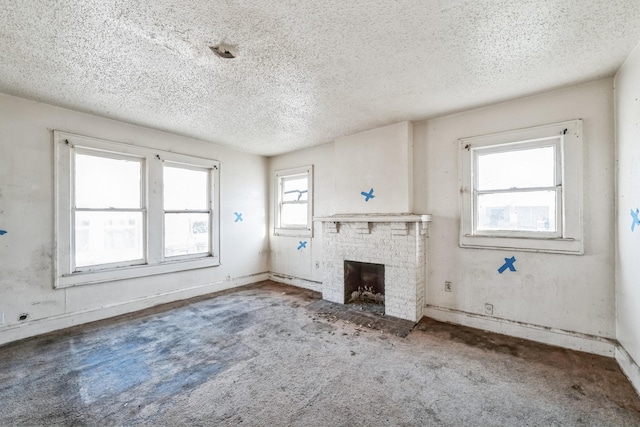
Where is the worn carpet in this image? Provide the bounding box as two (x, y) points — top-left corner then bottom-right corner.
(0, 281), (638, 426)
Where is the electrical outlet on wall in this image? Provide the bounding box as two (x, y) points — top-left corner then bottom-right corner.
(444, 281), (452, 292)
(485, 303), (494, 315)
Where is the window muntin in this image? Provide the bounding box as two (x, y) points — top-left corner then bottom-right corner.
(473, 140), (561, 238)
(54, 131), (221, 288)
(274, 166), (313, 237)
(163, 163), (211, 258)
(73, 150), (145, 270)
(459, 120), (583, 255)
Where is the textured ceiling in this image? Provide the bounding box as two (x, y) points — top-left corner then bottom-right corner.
(1, 1), (640, 156)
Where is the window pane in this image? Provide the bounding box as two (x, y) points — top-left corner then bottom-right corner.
(75, 153), (141, 208)
(164, 213), (210, 257)
(75, 211), (143, 267)
(477, 191), (556, 232)
(281, 203), (308, 227)
(282, 176), (308, 202)
(164, 166), (208, 210)
(477, 145), (555, 190)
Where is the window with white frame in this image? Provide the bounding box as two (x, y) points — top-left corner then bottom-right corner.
(73, 150), (145, 270)
(54, 131), (220, 288)
(274, 166), (313, 236)
(459, 120), (583, 254)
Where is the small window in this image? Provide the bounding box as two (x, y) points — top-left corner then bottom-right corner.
(274, 166), (313, 237)
(460, 120), (583, 254)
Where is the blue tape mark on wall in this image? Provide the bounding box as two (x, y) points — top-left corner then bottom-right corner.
(631, 209), (640, 232)
(234, 212), (243, 222)
(360, 188), (375, 202)
(498, 256), (516, 274)
(0, 230), (6, 236)
(297, 241), (307, 250)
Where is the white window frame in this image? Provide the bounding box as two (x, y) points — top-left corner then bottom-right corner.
(274, 165), (313, 237)
(459, 120), (583, 255)
(54, 131), (220, 288)
(72, 148), (147, 272)
(162, 161), (212, 261)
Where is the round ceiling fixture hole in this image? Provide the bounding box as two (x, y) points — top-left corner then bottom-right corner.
(210, 44), (237, 59)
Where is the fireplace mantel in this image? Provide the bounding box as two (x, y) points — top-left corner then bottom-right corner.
(314, 214), (432, 223)
(318, 214), (430, 322)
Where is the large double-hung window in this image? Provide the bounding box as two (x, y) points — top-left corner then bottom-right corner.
(55, 131), (220, 287)
(459, 120), (583, 254)
(73, 150), (145, 269)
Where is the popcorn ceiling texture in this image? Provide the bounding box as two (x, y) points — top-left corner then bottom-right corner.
(322, 221), (427, 322)
(1, 1), (640, 155)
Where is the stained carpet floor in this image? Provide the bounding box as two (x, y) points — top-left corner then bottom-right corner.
(0, 281), (638, 426)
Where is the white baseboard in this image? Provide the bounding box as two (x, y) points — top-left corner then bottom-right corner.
(424, 305), (616, 357)
(0, 272), (269, 346)
(616, 345), (640, 396)
(268, 272), (322, 292)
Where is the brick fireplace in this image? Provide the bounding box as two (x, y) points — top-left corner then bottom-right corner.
(316, 214), (431, 322)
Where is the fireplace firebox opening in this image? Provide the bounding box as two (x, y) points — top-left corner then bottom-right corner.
(344, 260), (385, 312)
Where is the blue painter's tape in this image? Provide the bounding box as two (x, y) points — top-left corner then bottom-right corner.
(631, 209), (640, 232)
(297, 241), (307, 250)
(498, 256), (516, 274)
(234, 212), (243, 222)
(0, 230), (6, 236)
(360, 188), (375, 202)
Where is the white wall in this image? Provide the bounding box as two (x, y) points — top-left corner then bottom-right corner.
(334, 122), (413, 214)
(0, 94), (269, 345)
(415, 79), (616, 354)
(615, 42), (640, 394)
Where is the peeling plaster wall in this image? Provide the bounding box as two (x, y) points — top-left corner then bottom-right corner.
(0, 94), (269, 345)
(414, 79), (616, 354)
(615, 42), (640, 394)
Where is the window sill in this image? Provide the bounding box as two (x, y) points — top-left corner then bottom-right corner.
(274, 227), (312, 238)
(55, 256), (220, 288)
(460, 234), (583, 255)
